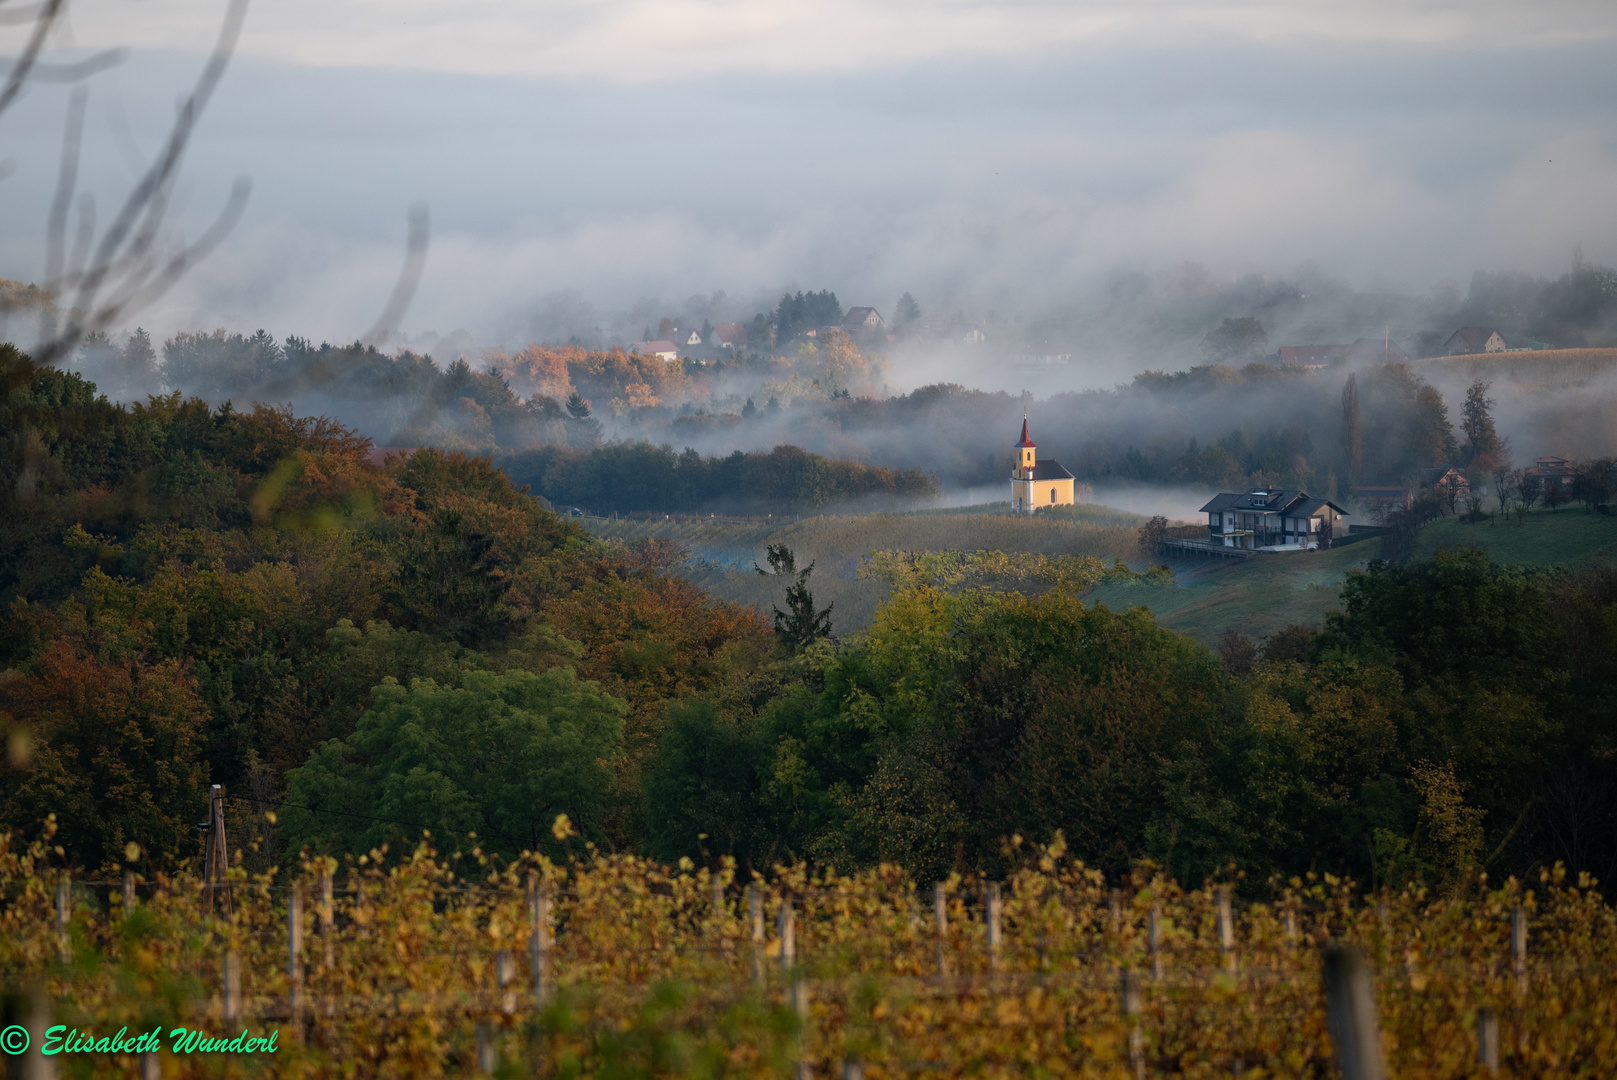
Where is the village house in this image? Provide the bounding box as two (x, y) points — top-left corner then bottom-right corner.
(1200, 488), (1346, 550)
(1526, 455), (1575, 491)
(1418, 464), (1471, 501)
(1278, 338), (1409, 367)
(1445, 326), (1508, 354)
(710, 323), (748, 349)
(843, 307), (884, 332)
(1010, 417), (1076, 513)
(631, 340), (679, 362)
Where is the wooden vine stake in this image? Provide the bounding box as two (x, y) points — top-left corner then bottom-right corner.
(200, 784), (232, 915)
(1323, 945), (1385, 1080)
(287, 886), (304, 1042)
(1119, 968), (1146, 1080)
(985, 882), (1002, 974)
(934, 882), (949, 977)
(1476, 1006), (1499, 1074)
(1148, 901), (1163, 982)
(1511, 906), (1528, 994)
(780, 898), (810, 1080)
(122, 871), (136, 919)
(1216, 886), (1236, 973)
(222, 949), (241, 1024)
(55, 873), (71, 961)
(750, 884), (765, 986)
(527, 871), (553, 1007)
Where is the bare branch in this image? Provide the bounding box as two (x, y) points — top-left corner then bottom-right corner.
(0, 0), (62, 119)
(362, 203), (431, 347)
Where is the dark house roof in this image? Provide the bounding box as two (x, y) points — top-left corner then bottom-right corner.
(843, 307), (883, 329)
(1417, 465), (1469, 485)
(1029, 459), (1074, 481)
(1200, 489), (1345, 517)
(1445, 326), (1504, 350)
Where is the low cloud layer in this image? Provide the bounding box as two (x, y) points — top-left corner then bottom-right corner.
(1, 6), (1615, 374)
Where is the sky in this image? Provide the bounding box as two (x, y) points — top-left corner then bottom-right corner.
(1, 0), (1615, 359)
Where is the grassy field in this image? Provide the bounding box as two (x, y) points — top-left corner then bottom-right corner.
(585, 500), (1617, 648)
(1411, 506), (1617, 567)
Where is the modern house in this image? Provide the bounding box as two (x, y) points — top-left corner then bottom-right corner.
(1010, 416), (1076, 514)
(1200, 488), (1347, 550)
(1445, 326), (1508, 354)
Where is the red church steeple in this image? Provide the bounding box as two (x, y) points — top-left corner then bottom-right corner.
(1016, 415), (1036, 449)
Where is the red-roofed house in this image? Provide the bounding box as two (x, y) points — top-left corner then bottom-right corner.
(1278, 338), (1409, 367)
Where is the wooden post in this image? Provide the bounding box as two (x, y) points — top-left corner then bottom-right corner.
(1109, 889), (1123, 934)
(140, 1050), (160, 1079)
(750, 885), (765, 986)
(476, 1023), (496, 1075)
(842, 1060), (864, 1080)
(1510, 907), (1527, 993)
(202, 784), (232, 915)
(122, 871), (136, 918)
(1119, 969), (1145, 1080)
(1476, 1006), (1499, 1074)
(1284, 907), (1298, 947)
(780, 898), (810, 1080)
(1216, 886), (1236, 972)
(712, 870), (725, 914)
(497, 948), (515, 1016)
(528, 872), (553, 1006)
(985, 882), (1002, 974)
(55, 874), (71, 960)
(1322, 945), (1385, 1080)
(933, 882), (949, 977)
(288, 887), (304, 1040)
(319, 866), (335, 970)
(1148, 902), (1163, 982)
(222, 949), (241, 1024)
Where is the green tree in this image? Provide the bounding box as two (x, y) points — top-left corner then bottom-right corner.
(281, 667), (627, 856)
(894, 292), (922, 331)
(755, 544), (833, 649)
(1460, 379), (1507, 471)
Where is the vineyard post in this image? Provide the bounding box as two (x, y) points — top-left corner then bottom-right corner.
(497, 948), (515, 1017)
(222, 949), (241, 1024)
(1476, 1006), (1499, 1074)
(1216, 886), (1236, 973)
(1284, 906), (1298, 948)
(288, 886), (304, 1040)
(986, 882), (1002, 974)
(780, 898), (810, 1080)
(122, 871), (136, 918)
(55, 874), (70, 960)
(201, 784), (232, 915)
(1323, 945), (1385, 1080)
(140, 1049), (159, 1078)
(528, 872), (553, 1006)
(842, 1060), (864, 1080)
(934, 882), (949, 977)
(319, 865), (334, 969)
(1148, 902), (1163, 982)
(750, 885), (765, 986)
(1119, 968), (1145, 1080)
(1510, 907), (1527, 994)
(712, 870), (725, 916)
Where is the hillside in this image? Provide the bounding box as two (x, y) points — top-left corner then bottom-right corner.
(1411, 506), (1617, 567)
(585, 502), (1145, 632)
(1412, 346), (1617, 389)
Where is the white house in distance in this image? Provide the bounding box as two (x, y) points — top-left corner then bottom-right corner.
(1010, 416), (1076, 513)
(843, 307), (884, 332)
(1445, 326), (1508, 354)
(631, 340), (679, 362)
(1200, 488), (1347, 550)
